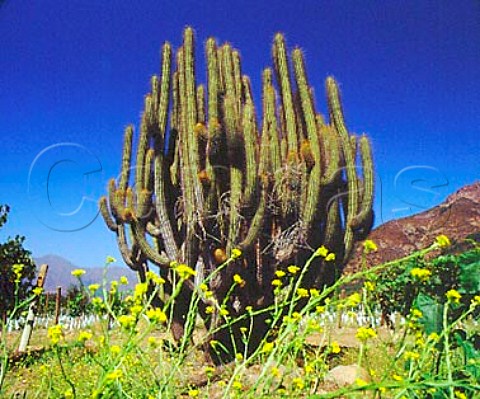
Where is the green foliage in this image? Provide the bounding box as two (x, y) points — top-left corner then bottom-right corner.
(373, 240), (480, 320)
(0, 205), (36, 320)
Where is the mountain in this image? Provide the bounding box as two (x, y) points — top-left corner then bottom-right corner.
(344, 181), (480, 274)
(34, 254), (137, 292)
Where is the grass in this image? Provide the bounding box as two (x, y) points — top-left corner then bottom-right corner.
(1, 238), (479, 398)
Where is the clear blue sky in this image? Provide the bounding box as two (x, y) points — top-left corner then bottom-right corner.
(1, 1), (479, 268)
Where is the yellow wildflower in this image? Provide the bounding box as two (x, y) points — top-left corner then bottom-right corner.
(146, 307), (167, 324)
(364, 281), (375, 291)
(271, 279), (282, 287)
(355, 378), (368, 387)
(392, 373), (403, 381)
(410, 267), (432, 281)
(356, 326), (377, 342)
(330, 341), (341, 354)
(118, 314), (136, 330)
(304, 363), (314, 374)
(446, 289), (462, 304)
(134, 282), (148, 299)
(175, 263), (196, 279)
(296, 288), (309, 298)
(220, 308), (229, 316)
(314, 245), (329, 257)
(119, 276), (129, 285)
(233, 274), (245, 286)
(435, 234), (451, 248)
(231, 248), (242, 259)
(205, 306), (214, 314)
(275, 270), (286, 278)
(232, 380), (242, 390)
(325, 253), (336, 262)
(287, 265), (300, 274)
(32, 287), (43, 296)
(110, 345), (121, 355)
(310, 288), (320, 297)
(454, 391), (467, 399)
(363, 239), (378, 253)
(346, 292), (362, 307)
(271, 366), (281, 377)
(146, 271), (165, 285)
(48, 325), (63, 345)
(105, 256), (117, 264)
(411, 309), (423, 318)
(71, 269), (86, 277)
(261, 341), (274, 353)
(12, 264), (24, 283)
(235, 353), (243, 361)
(316, 305), (325, 314)
(88, 283), (100, 292)
(77, 331), (93, 343)
(188, 389), (199, 397)
(245, 306), (253, 313)
(292, 377), (305, 390)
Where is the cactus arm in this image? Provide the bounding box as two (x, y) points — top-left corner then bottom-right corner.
(238, 177), (267, 251)
(319, 124), (341, 185)
(326, 77), (359, 258)
(242, 98), (258, 207)
(351, 135), (374, 230)
(99, 196), (118, 232)
(292, 48), (323, 232)
(273, 33), (298, 156)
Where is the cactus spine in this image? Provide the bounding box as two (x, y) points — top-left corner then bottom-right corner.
(100, 28), (375, 363)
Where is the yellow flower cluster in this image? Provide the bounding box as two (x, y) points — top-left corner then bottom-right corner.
(287, 265), (300, 274)
(174, 263), (196, 279)
(314, 245), (336, 261)
(71, 268), (86, 277)
(77, 331), (93, 344)
(446, 289), (461, 304)
(48, 324), (63, 345)
(146, 271), (166, 285)
(356, 326), (377, 342)
(231, 248), (242, 259)
(233, 274), (245, 287)
(346, 292), (362, 307)
(410, 267), (432, 281)
(363, 239), (378, 253)
(118, 314), (136, 330)
(12, 264), (24, 283)
(435, 234), (451, 248)
(146, 307), (167, 324)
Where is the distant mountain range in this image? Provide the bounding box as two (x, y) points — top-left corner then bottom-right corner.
(34, 254), (137, 292)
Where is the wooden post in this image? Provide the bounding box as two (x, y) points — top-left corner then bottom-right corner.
(54, 286), (62, 325)
(18, 264), (48, 352)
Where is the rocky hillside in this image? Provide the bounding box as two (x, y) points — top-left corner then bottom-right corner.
(344, 181), (480, 274)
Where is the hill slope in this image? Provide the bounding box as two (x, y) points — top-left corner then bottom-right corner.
(345, 181), (480, 274)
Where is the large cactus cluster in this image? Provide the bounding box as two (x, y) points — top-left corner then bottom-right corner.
(99, 27), (374, 362)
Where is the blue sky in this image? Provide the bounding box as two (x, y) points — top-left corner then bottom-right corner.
(1, 1), (479, 268)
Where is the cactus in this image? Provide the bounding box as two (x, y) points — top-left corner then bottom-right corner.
(99, 27), (375, 363)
